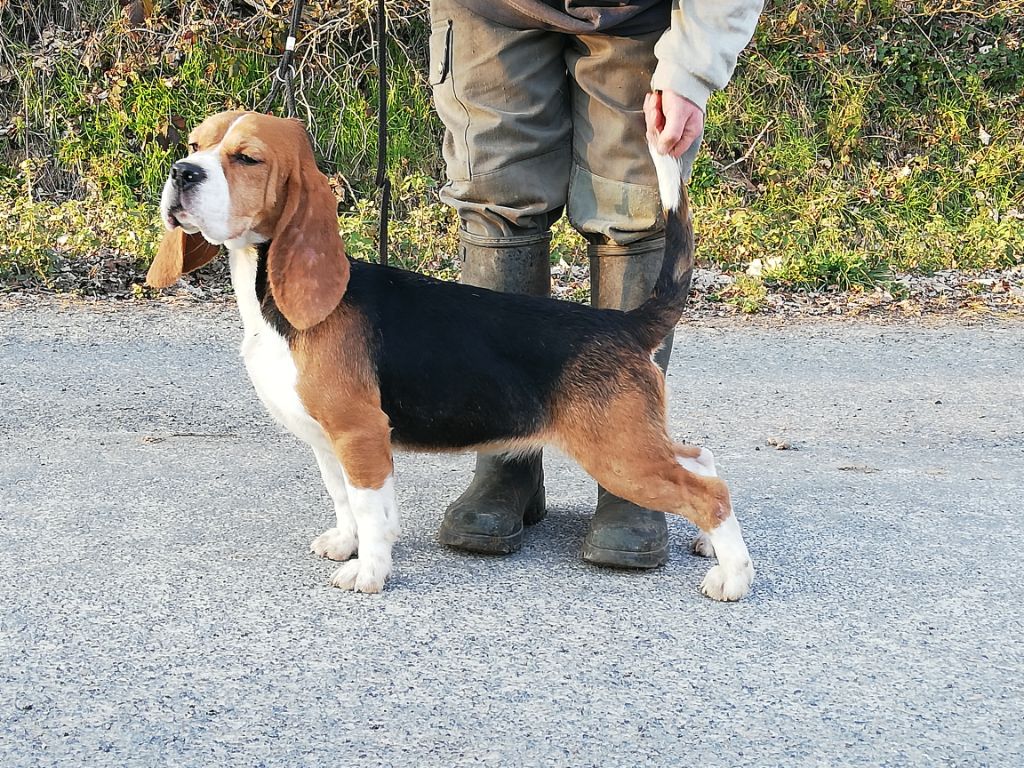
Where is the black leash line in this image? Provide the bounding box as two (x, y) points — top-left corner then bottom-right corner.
(259, 0), (305, 119)
(375, 0), (390, 267)
(261, 0), (390, 266)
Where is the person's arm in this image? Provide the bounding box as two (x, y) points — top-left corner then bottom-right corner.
(646, 0), (764, 157)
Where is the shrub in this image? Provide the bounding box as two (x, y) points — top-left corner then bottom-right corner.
(1, 1), (1021, 292)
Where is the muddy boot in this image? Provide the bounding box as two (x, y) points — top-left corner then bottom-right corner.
(439, 452), (547, 554)
(582, 235), (690, 568)
(438, 231), (551, 554)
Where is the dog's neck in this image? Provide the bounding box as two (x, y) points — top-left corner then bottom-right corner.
(228, 242), (294, 340)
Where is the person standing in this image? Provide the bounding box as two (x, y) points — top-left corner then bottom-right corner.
(430, 0), (764, 567)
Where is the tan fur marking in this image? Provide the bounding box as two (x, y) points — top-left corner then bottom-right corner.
(551, 344), (731, 532)
(146, 228), (220, 287)
(227, 115), (349, 329)
(291, 306), (393, 489)
(178, 111), (350, 328)
(187, 111), (247, 151)
(675, 443), (703, 460)
(327, 414), (394, 490)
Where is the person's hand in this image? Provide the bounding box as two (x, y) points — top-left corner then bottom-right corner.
(644, 90), (704, 158)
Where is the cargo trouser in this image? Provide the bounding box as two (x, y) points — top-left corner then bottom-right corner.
(428, 0), (701, 247)
(429, 0), (702, 566)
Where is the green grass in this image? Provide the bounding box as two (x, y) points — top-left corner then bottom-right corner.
(691, 2), (1024, 286)
(716, 274), (769, 313)
(2, 1), (1022, 294)
(0, 169), (162, 285)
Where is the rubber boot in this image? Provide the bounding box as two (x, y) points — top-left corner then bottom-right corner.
(438, 230), (551, 554)
(583, 235), (687, 568)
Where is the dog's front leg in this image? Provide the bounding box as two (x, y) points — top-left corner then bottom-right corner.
(309, 443), (359, 562)
(322, 420), (398, 594)
(328, 477), (397, 593)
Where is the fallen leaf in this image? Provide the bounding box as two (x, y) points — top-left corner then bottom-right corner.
(121, 0), (153, 28)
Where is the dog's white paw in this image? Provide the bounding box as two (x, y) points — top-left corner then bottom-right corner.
(692, 532), (716, 558)
(329, 552), (392, 594)
(311, 527), (358, 561)
(700, 561), (754, 602)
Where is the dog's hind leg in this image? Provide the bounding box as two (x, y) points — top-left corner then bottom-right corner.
(673, 444), (716, 558)
(309, 443), (359, 562)
(557, 394), (754, 600)
(589, 445), (753, 601)
(671, 443), (753, 600)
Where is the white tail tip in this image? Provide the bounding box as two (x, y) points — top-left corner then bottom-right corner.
(648, 142), (683, 213)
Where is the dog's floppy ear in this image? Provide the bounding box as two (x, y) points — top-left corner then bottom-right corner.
(146, 228), (221, 288)
(266, 159), (349, 330)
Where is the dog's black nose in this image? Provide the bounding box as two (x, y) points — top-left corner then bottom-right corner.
(171, 161), (206, 193)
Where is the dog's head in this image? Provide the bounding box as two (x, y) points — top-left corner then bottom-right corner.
(147, 111), (349, 329)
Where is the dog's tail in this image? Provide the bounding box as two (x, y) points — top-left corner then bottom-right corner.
(626, 144), (695, 351)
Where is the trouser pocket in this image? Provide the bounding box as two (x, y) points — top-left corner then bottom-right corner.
(429, 17), (471, 181)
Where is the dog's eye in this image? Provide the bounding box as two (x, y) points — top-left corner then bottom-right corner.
(232, 152), (261, 166)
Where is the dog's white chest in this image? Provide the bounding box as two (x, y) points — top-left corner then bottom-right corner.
(229, 249), (325, 446)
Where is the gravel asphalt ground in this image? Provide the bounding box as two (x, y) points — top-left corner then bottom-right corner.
(1, 298), (1022, 766)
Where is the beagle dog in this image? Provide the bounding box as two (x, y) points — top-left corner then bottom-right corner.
(147, 111), (754, 600)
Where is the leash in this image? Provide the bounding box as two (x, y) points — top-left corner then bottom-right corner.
(374, 0), (391, 266)
(260, 0), (390, 267)
(259, 0), (304, 119)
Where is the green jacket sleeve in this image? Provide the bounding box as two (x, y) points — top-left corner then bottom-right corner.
(651, 0), (765, 112)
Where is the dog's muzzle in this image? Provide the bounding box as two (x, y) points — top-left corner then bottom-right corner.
(170, 161), (206, 193)
(162, 161), (204, 233)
